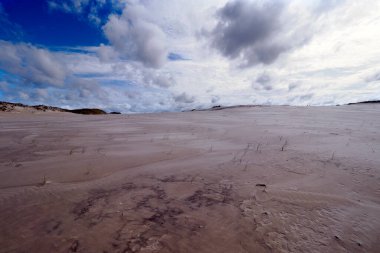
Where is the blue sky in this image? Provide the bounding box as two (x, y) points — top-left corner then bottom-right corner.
(0, 0), (379, 112)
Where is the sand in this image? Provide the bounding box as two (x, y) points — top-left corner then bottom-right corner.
(0, 105), (379, 253)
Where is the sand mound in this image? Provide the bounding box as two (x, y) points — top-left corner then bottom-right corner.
(0, 101), (107, 115)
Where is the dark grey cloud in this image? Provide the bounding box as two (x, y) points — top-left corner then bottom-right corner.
(252, 73), (273, 91)
(211, 95), (220, 104)
(174, 92), (195, 104)
(207, 0), (312, 68)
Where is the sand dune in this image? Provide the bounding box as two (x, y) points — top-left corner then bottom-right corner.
(0, 104), (379, 252)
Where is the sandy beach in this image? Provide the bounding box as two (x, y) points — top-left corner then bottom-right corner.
(0, 104), (379, 253)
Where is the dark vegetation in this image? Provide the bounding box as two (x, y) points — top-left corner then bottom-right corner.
(68, 108), (107, 115)
(347, 100), (380, 105)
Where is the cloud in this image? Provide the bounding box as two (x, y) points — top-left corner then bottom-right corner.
(48, 0), (119, 25)
(119, 87), (176, 113)
(0, 40), (67, 87)
(97, 44), (118, 62)
(48, 0), (98, 15)
(142, 72), (176, 88)
(168, 52), (188, 61)
(99, 60), (177, 89)
(174, 92), (195, 104)
(0, 3), (24, 41)
(70, 78), (109, 101)
(288, 82), (299, 92)
(252, 73), (273, 91)
(299, 93), (313, 101)
(35, 88), (49, 99)
(211, 95), (220, 104)
(103, 3), (168, 68)
(287, 93), (314, 104)
(206, 0), (315, 68)
(313, 0), (346, 13)
(0, 80), (8, 91)
(366, 71), (380, 82)
(0, 41), (115, 109)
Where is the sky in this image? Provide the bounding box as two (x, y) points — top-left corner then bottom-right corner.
(0, 0), (379, 113)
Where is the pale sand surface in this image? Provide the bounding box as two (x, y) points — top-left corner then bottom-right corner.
(0, 105), (379, 253)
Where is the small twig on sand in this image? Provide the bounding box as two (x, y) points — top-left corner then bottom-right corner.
(42, 176), (47, 185)
(281, 140), (288, 151)
(38, 176), (48, 186)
